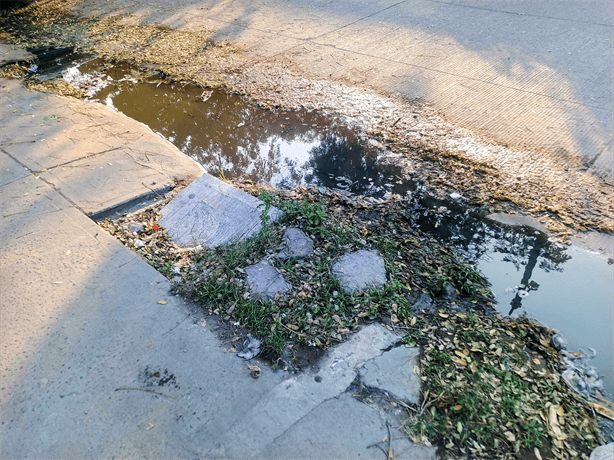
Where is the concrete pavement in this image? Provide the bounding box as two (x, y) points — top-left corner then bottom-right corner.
(73, 0), (613, 180)
(0, 73), (436, 458)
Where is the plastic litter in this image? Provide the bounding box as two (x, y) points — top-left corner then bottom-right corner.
(237, 335), (261, 360)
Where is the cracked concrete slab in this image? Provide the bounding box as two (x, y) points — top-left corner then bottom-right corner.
(0, 150), (29, 186)
(159, 173), (282, 247)
(258, 392), (437, 460)
(0, 77), (202, 218)
(208, 323), (400, 458)
(359, 345), (422, 405)
(0, 173), (285, 458)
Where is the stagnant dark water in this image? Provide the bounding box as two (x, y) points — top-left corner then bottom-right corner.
(28, 52), (612, 397)
(73, 59), (414, 198)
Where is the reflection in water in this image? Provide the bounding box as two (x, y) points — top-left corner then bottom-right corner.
(407, 197), (612, 398)
(76, 60), (410, 198)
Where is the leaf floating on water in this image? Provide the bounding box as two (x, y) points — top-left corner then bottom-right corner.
(157, 300), (167, 305)
(588, 401), (614, 421)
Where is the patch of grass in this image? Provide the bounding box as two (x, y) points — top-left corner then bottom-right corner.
(100, 185), (497, 365)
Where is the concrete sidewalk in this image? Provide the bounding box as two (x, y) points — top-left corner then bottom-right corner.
(0, 75), (436, 458)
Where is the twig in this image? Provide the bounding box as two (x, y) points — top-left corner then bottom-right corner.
(386, 421), (393, 459)
(367, 443), (389, 460)
(391, 117), (401, 128)
(115, 387), (177, 399)
(161, 313), (191, 336)
(280, 322), (304, 338)
(141, 181), (164, 198)
(222, 337), (242, 345)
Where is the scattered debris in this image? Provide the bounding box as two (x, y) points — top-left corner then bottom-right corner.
(405, 312), (605, 459)
(237, 336), (262, 360)
(247, 364), (261, 379)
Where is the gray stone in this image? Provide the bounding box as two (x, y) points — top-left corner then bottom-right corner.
(332, 250), (386, 294)
(359, 345), (421, 404)
(277, 227), (314, 259)
(411, 293), (433, 312)
(245, 259), (289, 300)
(159, 174), (281, 248)
(0, 43), (35, 67)
(590, 443), (614, 460)
(126, 222), (145, 234)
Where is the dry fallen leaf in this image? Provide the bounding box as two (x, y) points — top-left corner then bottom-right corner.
(451, 356), (467, 367)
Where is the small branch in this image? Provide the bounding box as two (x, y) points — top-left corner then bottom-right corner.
(280, 322), (305, 338)
(386, 421), (393, 459)
(161, 313), (191, 337)
(115, 387), (177, 399)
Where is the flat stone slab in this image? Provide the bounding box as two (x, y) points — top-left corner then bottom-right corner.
(244, 259), (289, 300)
(359, 345), (421, 404)
(277, 227), (314, 259)
(159, 174), (281, 247)
(332, 249), (386, 294)
(0, 43), (35, 66)
(590, 443), (614, 460)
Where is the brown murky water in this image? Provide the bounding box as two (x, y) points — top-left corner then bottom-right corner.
(74, 59), (413, 198)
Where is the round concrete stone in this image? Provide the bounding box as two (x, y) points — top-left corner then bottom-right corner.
(332, 250), (386, 294)
(245, 259), (290, 300)
(590, 443), (614, 460)
(278, 227), (314, 259)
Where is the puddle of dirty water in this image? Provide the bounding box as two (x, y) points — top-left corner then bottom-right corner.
(31, 53), (612, 399)
(409, 199), (613, 399)
(65, 58), (412, 199)
(477, 243), (613, 398)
